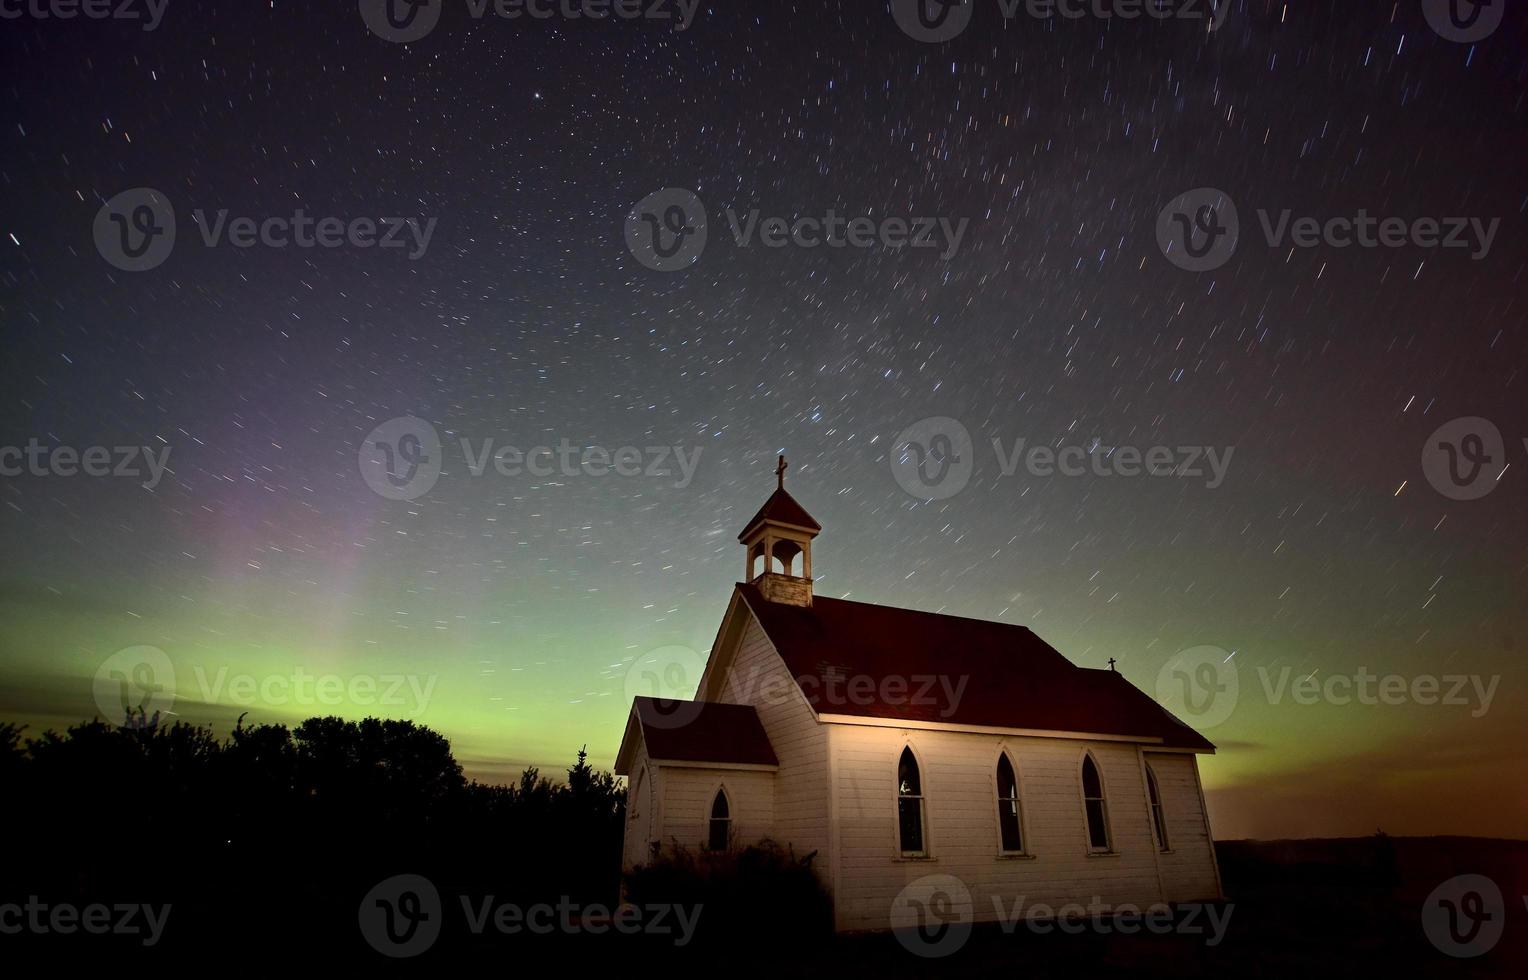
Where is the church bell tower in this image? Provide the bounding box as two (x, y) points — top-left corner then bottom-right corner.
(737, 455), (820, 607)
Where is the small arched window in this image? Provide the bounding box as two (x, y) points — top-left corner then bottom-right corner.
(897, 746), (926, 856)
(996, 752), (1025, 854)
(707, 788), (731, 851)
(1081, 753), (1112, 852)
(1145, 763), (1169, 852)
(629, 768), (645, 821)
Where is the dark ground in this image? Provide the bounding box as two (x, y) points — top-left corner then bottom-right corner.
(13, 835), (1524, 975)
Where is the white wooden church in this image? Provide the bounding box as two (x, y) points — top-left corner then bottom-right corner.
(615, 460), (1221, 932)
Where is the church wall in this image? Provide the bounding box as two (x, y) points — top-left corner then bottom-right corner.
(1143, 751), (1222, 901)
(713, 615), (834, 884)
(828, 724), (1219, 932)
(649, 766), (776, 856)
(621, 740), (653, 873)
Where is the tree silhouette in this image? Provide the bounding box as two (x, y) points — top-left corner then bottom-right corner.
(0, 712), (626, 957)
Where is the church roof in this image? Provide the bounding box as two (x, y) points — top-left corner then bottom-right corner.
(627, 696), (779, 768)
(736, 487), (822, 541)
(736, 583), (1214, 751)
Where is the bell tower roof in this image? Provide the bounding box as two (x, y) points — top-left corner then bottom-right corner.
(736, 456), (822, 541)
(737, 456), (818, 607)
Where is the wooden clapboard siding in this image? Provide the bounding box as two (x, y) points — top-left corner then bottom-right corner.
(830, 725), (1200, 932)
(713, 614), (833, 884)
(652, 766), (776, 854)
(621, 740), (652, 872)
(1144, 751), (1222, 901)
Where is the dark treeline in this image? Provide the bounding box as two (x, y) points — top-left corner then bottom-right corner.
(0, 714), (625, 957)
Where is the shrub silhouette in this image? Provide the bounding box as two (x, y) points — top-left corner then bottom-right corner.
(624, 839), (832, 944)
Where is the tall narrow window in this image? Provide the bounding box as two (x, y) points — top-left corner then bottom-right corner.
(707, 788), (731, 851)
(1145, 764), (1170, 851)
(897, 747), (925, 855)
(996, 752), (1025, 853)
(1081, 754), (1112, 852)
(629, 768), (645, 821)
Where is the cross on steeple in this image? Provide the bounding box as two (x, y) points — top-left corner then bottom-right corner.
(1107, 657), (1117, 672)
(775, 454), (788, 489)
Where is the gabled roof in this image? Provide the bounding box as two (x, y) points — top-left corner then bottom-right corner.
(735, 583), (1214, 751)
(614, 696), (779, 774)
(737, 487), (822, 541)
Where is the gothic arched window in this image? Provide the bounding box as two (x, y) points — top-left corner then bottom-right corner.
(996, 752), (1025, 854)
(898, 746), (926, 856)
(1145, 763), (1169, 852)
(1081, 753), (1112, 852)
(707, 788), (731, 852)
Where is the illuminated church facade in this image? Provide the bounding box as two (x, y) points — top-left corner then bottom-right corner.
(614, 460), (1221, 932)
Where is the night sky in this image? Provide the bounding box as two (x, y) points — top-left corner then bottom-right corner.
(1, 1), (1524, 840)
